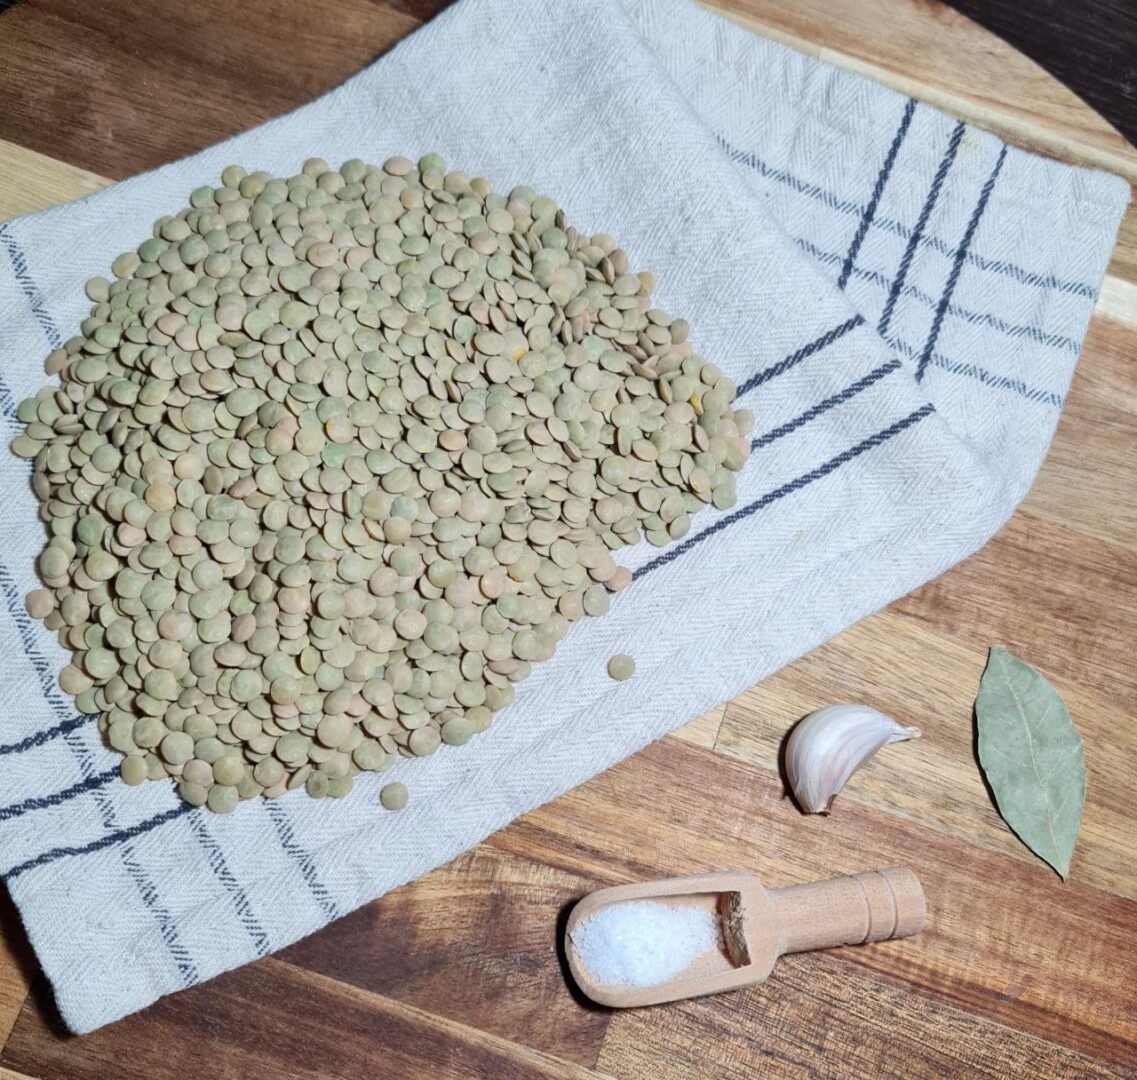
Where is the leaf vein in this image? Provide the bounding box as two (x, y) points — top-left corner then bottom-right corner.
(994, 649), (1062, 865)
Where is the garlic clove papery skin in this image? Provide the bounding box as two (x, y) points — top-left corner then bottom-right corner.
(785, 704), (920, 814)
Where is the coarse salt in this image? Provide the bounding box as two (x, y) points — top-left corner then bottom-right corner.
(570, 900), (722, 987)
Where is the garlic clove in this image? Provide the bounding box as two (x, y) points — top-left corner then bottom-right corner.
(784, 704), (920, 814)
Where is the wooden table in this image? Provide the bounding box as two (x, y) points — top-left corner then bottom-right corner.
(0, 1), (1134, 1077)
(943, 0), (1137, 146)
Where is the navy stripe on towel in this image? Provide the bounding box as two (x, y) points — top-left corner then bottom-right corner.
(0, 223), (63, 350)
(266, 802), (340, 921)
(839, 98), (917, 289)
(878, 122), (965, 337)
(796, 237), (1080, 355)
(888, 336), (1061, 407)
(636, 404), (936, 580)
(0, 713), (90, 756)
(718, 136), (865, 217)
(188, 815), (272, 955)
(751, 359), (901, 451)
(717, 134), (1096, 300)
(916, 146), (1008, 382)
(736, 315), (864, 397)
(0, 767), (118, 820)
(5, 804), (194, 880)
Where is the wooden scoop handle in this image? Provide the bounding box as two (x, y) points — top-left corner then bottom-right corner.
(770, 867), (926, 955)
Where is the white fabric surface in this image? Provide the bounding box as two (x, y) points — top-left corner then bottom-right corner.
(0, 0), (1127, 1033)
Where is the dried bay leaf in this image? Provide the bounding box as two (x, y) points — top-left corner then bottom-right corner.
(976, 645), (1085, 878)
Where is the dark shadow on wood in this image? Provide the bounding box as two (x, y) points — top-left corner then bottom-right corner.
(971, 702), (999, 815)
(0, 884), (39, 998)
(24, 973), (69, 1042)
(0, 882), (69, 1042)
(554, 898), (610, 1015)
(945, 0), (1137, 146)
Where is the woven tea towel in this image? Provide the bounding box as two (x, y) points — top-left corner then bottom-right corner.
(0, 0), (1128, 1033)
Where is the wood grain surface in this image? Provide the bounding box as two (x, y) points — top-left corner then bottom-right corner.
(0, 1), (1134, 1077)
(944, 0), (1137, 147)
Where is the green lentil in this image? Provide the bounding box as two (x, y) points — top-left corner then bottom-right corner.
(10, 154), (751, 816)
(607, 654), (636, 681)
(379, 781), (409, 811)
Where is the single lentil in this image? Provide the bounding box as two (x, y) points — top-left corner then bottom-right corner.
(379, 781), (409, 811)
(607, 654), (636, 681)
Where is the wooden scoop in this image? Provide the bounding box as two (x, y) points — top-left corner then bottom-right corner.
(565, 867), (925, 1007)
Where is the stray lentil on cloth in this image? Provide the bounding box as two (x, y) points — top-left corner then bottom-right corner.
(607, 653), (636, 681)
(11, 155), (753, 813)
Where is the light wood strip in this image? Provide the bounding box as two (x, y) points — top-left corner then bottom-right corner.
(0, 141), (107, 222)
(1096, 277), (1137, 325)
(672, 705), (726, 749)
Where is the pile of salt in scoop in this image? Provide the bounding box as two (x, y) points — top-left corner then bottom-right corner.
(570, 900), (723, 987)
(11, 154), (754, 814)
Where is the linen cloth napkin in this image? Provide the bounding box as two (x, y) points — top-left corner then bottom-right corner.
(0, 0), (1128, 1033)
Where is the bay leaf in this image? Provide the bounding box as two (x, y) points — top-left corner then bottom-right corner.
(975, 645), (1085, 878)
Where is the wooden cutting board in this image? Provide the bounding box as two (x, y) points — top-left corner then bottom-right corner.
(0, 1), (1134, 1077)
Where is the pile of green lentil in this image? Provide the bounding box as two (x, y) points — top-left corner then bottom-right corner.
(10, 154), (753, 814)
